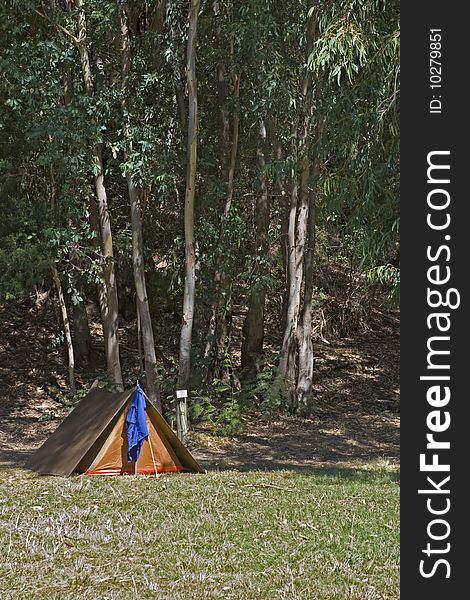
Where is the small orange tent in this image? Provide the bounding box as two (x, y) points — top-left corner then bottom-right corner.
(26, 386), (204, 476)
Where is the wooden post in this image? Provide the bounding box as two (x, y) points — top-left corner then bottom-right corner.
(176, 389), (189, 442)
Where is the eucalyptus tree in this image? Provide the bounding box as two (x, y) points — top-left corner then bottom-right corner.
(272, 0), (399, 412)
(1, 2), (97, 377)
(176, 0), (200, 428)
(119, 0), (161, 410)
(237, 0), (286, 381)
(240, 117), (270, 380)
(1, 0), (399, 419)
(73, 0), (123, 390)
(274, 8), (317, 412)
(31, 0), (125, 389)
(52, 266), (76, 391)
(202, 0), (242, 381)
(312, 0), (400, 270)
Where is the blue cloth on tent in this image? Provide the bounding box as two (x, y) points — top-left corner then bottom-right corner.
(125, 384), (149, 462)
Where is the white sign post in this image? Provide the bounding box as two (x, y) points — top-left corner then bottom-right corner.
(176, 389), (188, 442)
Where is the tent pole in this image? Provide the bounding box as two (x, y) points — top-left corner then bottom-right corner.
(147, 431), (159, 479)
(141, 389), (159, 478)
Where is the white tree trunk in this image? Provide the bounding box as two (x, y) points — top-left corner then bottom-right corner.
(176, 0), (200, 430)
(120, 5), (161, 411)
(52, 266), (76, 392)
(76, 0), (123, 391)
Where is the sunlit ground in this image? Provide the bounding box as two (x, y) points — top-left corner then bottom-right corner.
(0, 463), (399, 599)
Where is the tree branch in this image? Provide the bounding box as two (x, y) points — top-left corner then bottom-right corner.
(33, 8), (79, 45)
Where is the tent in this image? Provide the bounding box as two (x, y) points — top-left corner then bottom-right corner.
(26, 385), (204, 476)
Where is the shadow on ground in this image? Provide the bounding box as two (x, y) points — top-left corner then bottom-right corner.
(191, 411), (398, 473)
(192, 321), (400, 473)
(0, 301), (399, 473)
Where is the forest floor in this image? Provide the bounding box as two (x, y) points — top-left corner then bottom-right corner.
(0, 299), (399, 598)
(0, 299), (399, 471)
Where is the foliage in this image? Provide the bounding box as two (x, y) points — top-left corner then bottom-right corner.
(191, 378), (243, 436)
(311, 0), (400, 268)
(367, 263), (400, 308)
(0, 0), (399, 415)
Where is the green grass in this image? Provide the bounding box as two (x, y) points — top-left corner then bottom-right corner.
(0, 463), (399, 599)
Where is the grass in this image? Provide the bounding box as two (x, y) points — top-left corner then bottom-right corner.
(0, 462), (399, 599)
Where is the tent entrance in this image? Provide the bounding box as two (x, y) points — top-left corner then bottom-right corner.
(76, 400), (187, 476)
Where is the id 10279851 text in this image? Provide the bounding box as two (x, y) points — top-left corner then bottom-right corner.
(429, 29), (442, 114)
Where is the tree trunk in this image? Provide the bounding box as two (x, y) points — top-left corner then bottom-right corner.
(296, 94), (325, 411)
(274, 12), (317, 411)
(120, 4), (161, 412)
(76, 0), (123, 391)
(225, 74), (240, 216)
(275, 153), (303, 405)
(88, 196), (110, 358)
(241, 118), (270, 380)
(52, 266), (76, 392)
(72, 299), (93, 367)
(210, 71), (240, 379)
(202, 3), (228, 370)
(214, 0), (229, 179)
(55, 17), (93, 372)
(203, 18), (241, 378)
(176, 0), (200, 413)
(293, 18), (319, 412)
(270, 119), (289, 334)
(295, 166), (316, 411)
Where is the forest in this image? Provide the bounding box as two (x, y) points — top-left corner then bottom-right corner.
(0, 1), (400, 597)
(1, 0), (399, 429)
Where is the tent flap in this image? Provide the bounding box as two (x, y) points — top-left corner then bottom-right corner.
(26, 388), (133, 476)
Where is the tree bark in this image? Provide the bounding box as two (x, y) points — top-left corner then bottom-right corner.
(270, 119), (289, 334)
(176, 0), (200, 406)
(120, 4), (161, 412)
(52, 266), (76, 392)
(296, 97), (325, 412)
(296, 92), (325, 410)
(274, 13), (316, 411)
(203, 12), (240, 377)
(241, 118), (270, 380)
(76, 0), (123, 391)
(293, 17), (320, 412)
(72, 299), (93, 367)
(295, 166), (316, 410)
(275, 147), (303, 405)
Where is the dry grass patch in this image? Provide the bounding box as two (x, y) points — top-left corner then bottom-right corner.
(0, 463), (399, 599)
